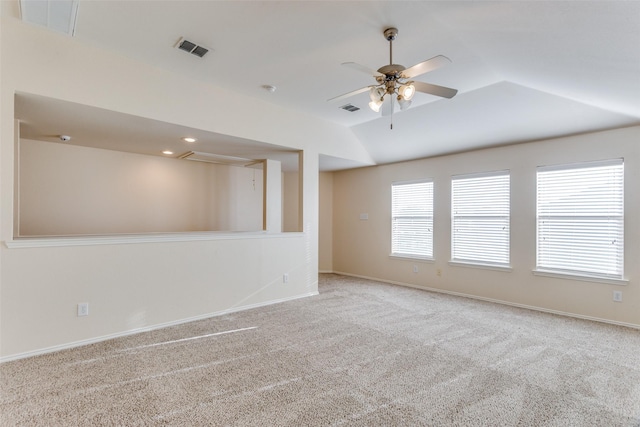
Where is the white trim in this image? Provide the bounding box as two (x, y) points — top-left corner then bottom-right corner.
(532, 269), (629, 286)
(449, 261), (512, 272)
(391, 177), (433, 186)
(331, 271), (639, 330)
(389, 254), (435, 262)
(4, 231), (304, 249)
(0, 290), (318, 363)
(537, 157), (623, 173)
(451, 169), (510, 180)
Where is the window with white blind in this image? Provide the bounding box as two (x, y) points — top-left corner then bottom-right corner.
(451, 171), (510, 267)
(536, 159), (624, 280)
(391, 180), (433, 259)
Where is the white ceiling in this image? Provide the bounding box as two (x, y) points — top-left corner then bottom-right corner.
(15, 93), (302, 171)
(14, 1), (640, 170)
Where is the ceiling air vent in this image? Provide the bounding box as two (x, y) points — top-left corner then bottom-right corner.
(176, 38), (209, 58)
(340, 104), (360, 112)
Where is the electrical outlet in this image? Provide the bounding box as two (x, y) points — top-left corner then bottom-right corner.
(77, 303), (89, 317)
(613, 291), (622, 302)
(283, 273), (289, 283)
(413, 265), (418, 273)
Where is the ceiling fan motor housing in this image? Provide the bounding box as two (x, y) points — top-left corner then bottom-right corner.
(377, 64), (406, 81)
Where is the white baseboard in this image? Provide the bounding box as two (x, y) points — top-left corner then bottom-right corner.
(1, 291), (318, 363)
(331, 271), (640, 330)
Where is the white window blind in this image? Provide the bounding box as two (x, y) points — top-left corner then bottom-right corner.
(537, 159), (624, 279)
(391, 180), (433, 259)
(451, 171), (510, 266)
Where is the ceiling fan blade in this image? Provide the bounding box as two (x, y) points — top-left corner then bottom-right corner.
(342, 62), (384, 77)
(413, 81), (458, 99)
(402, 55), (452, 79)
(327, 86), (373, 102)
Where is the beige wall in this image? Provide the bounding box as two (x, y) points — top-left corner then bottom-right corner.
(18, 139), (263, 235)
(0, 5), (367, 360)
(333, 127), (640, 327)
(318, 172), (333, 272)
(282, 171), (299, 232)
(213, 164), (264, 232)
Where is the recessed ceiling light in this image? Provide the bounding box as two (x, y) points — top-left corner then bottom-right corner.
(162, 150), (174, 155)
(182, 137), (197, 143)
(262, 84), (276, 93)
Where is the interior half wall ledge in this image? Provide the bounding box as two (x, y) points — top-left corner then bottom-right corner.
(5, 231), (305, 249)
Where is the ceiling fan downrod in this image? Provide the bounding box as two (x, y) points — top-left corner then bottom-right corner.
(384, 28), (399, 130)
(384, 27), (398, 66)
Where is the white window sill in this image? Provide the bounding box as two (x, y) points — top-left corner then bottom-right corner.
(4, 231), (304, 249)
(389, 254), (435, 263)
(448, 260), (512, 272)
(532, 269), (628, 286)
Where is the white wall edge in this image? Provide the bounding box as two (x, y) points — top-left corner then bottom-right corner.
(531, 269), (629, 286)
(389, 254), (435, 263)
(4, 231), (305, 249)
(0, 290), (319, 363)
(449, 261), (512, 272)
(331, 271), (640, 330)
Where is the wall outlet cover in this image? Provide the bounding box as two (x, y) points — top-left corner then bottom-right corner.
(613, 291), (622, 302)
(77, 302), (89, 316)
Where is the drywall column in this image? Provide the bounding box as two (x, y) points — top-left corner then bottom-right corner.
(318, 172), (333, 272)
(297, 152), (304, 233)
(299, 150), (320, 290)
(263, 159), (282, 233)
(12, 120), (19, 237)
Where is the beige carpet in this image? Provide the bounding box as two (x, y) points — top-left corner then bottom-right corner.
(1, 273), (640, 426)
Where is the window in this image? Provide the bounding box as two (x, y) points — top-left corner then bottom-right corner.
(451, 171), (510, 266)
(536, 159), (624, 280)
(391, 180), (433, 259)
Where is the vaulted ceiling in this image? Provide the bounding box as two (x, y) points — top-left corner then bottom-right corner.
(12, 1), (640, 170)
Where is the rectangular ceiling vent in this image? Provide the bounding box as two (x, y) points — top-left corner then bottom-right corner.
(176, 38), (209, 58)
(340, 104), (360, 112)
(178, 151), (260, 167)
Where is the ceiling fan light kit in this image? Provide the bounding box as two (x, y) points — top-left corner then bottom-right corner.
(398, 83), (415, 101)
(369, 99), (383, 113)
(397, 96), (412, 111)
(329, 27), (458, 128)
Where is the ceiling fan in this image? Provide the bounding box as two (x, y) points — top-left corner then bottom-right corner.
(329, 27), (458, 128)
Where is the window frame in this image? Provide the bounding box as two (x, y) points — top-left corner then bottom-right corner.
(534, 158), (625, 284)
(450, 170), (511, 269)
(390, 179), (434, 261)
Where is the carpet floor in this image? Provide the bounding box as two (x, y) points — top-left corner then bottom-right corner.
(1, 273), (640, 426)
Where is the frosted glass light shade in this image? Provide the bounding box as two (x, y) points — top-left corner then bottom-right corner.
(399, 83), (415, 101)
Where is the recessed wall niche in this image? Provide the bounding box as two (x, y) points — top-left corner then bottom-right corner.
(17, 139), (264, 236)
(14, 93), (301, 238)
